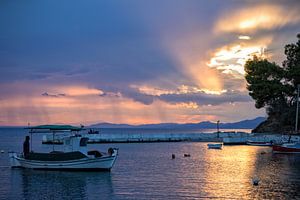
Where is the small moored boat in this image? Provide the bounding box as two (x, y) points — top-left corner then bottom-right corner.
(272, 143), (300, 153)
(207, 143), (223, 149)
(246, 141), (273, 146)
(8, 125), (118, 171)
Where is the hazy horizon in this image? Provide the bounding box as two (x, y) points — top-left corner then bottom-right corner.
(0, 116), (265, 127)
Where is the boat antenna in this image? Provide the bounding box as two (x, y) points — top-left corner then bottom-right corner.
(295, 84), (300, 134)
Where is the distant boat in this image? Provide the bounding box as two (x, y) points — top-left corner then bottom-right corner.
(207, 143), (223, 149)
(9, 125), (118, 171)
(246, 141), (273, 146)
(272, 143), (300, 153)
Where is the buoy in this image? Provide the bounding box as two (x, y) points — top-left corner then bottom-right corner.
(0, 150), (4, 153)
(184, 154), (190, 157)
(172, 154), (175, 159)
(252, 178), (260, 186)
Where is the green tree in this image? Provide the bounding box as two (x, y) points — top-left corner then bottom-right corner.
(283, 33), (300, 100)
(245, 56), (286, 109)
(244, 34), (300, 133)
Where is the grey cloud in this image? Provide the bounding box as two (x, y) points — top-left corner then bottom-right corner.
(158, 90), (252, 106)
(106, 85), (252, 106)
(42, 92), (66, 98)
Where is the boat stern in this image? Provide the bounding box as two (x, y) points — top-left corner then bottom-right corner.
(111, 148), (118, 157)
(8, 152), (22, 168)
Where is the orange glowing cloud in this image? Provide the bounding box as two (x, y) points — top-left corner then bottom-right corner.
(185, 61), (223, 92)
(215, 4), (300, 33)
(1, 82), (238, 126)
(131, 84), (226, 96)
(0, 87), (264, 126)
(49, 86), (104, 96)
(130, 84), (174, 96)
(161, 31), (224, 94)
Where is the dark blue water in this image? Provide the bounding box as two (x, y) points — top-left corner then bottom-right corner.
(0, 128), (300, 200)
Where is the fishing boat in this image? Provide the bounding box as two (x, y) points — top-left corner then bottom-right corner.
(246, 140), (273, 146)
(207, 143), (223, 149)
(272, 143), (300, 153)
(8, 125), (118, 171)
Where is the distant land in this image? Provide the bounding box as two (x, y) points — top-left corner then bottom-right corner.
(90, 117), (266, 129)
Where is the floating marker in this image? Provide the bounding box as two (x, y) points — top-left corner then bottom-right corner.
(252, 178), (260, 186)
(184, 154), (190, 157)
(172, 154), (175, 159)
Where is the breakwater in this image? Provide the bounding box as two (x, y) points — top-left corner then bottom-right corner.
(41, 131), (300, 144)
(42, 131), (245, 144)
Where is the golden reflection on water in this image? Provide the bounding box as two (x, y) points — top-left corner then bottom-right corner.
(174, 143), (272, 199)
(202, 145), (261, 199)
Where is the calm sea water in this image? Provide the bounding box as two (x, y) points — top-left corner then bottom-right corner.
(0, 128), (300, 200)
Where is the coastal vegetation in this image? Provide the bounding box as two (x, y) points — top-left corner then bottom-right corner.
(245, 34), (300, 133)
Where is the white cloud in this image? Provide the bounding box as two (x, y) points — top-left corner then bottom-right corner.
(215, 4), (300, 33)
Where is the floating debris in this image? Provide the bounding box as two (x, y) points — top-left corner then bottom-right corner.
(184, 154), (190, 157)
(260, 151), (266, 155)
(0, 150), (4, 153)
(252, 178), (260, 186)
(172, 154), (175, 159)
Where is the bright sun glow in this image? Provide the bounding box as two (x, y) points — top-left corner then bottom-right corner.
(207, 44), (266, 76)
(238, 35), (251, 40)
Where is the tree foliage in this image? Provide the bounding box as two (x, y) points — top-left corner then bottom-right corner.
(245, 57), (286, 109)
(245, 34), (300, 132)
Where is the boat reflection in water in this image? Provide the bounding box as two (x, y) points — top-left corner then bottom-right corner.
(9, 169), (114, 200)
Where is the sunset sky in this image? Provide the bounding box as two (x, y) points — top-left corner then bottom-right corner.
(1, 0), (300, 126)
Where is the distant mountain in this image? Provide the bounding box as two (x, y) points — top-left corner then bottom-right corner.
(90, 117), (266, 129)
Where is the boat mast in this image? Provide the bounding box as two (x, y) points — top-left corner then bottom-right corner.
(295, 84), (300, 134)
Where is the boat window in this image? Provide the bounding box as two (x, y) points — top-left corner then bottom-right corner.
(65, 139), (70, 145)
(80, 138), (88, 146)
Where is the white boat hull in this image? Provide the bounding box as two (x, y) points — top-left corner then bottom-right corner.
(9, 151), (118, 171)
(246, 141), (272, 146)
(207, 143), (223, 149)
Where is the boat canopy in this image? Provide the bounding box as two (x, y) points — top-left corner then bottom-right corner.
(25, 125), (83, 131)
